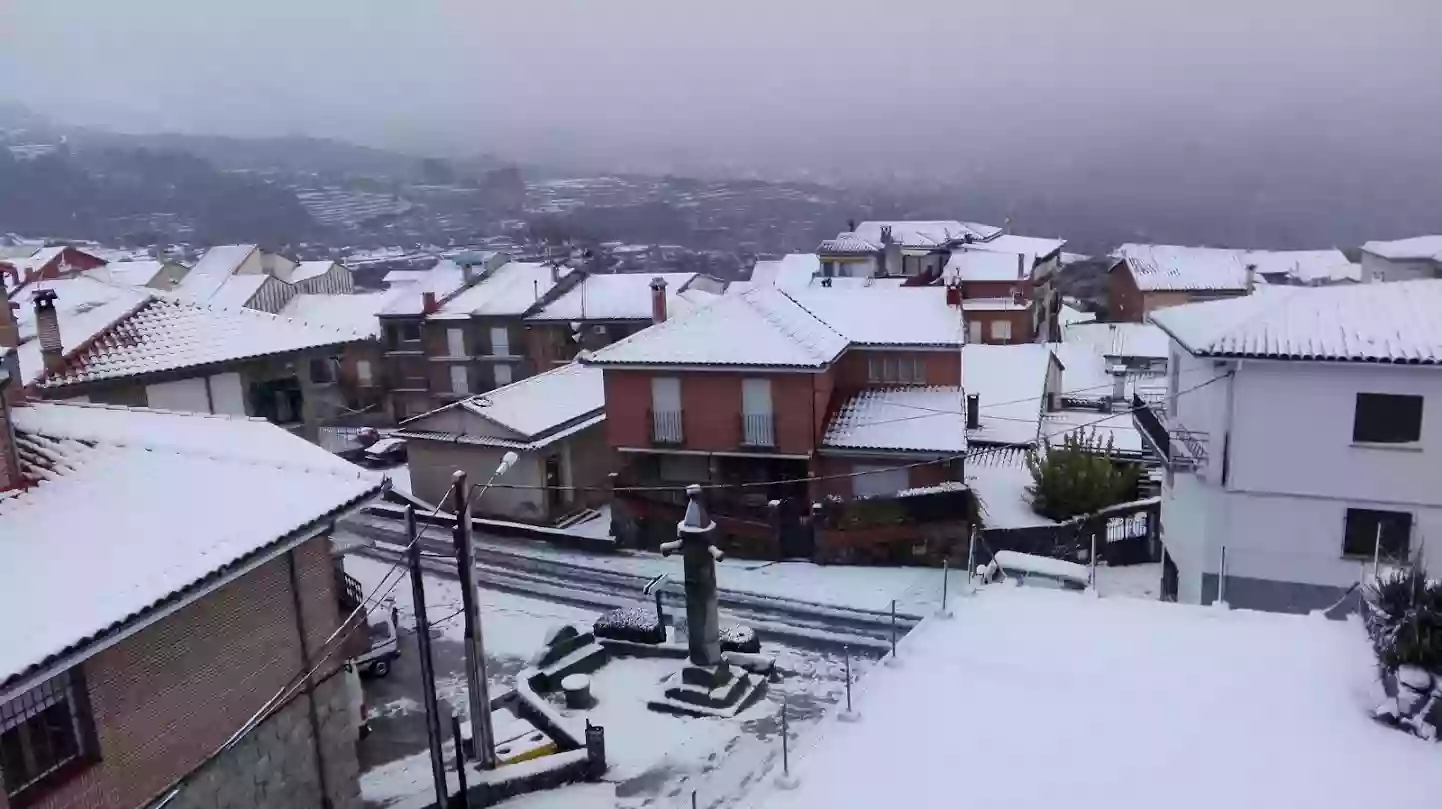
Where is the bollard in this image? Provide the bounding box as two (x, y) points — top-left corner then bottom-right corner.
(692, 790), (698, 809)
(774, 701), (798, 789)
(884, 599), (901, 667)
(937, 558), (953, 618)
(838, 643), (860, 722)
(585, 719), (607, 779)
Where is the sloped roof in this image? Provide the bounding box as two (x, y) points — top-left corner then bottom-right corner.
(1115, 244), (1341, 292)
(1148, 279), (1442, 364)
(967, 234), (1067, 261)
(12, 277), (152, 385)
(462, 362), (604, 438)
(208, 274), (270, 309)
(178, 244), (259, 300)
(1361, 235), (1442, 262)
(946, 248), (1030, 282)
(524, 272), (697, 322)
(291, 260), (339, 283)
(281, 292), (387, 337)
(84, 260), (171, 288)
(38, 296), (366, 389)
(378, 259), (467, 316)
(585, 286), (848, 369)
(817, 234), (881, 254)
(1064, 321), (1171, 361)
(750, 255), (821, 292)
(433, 262), (573, 319)
(854, 220), (1002, 248)
(824, 386), (967, 454)
(963, 343), (1054, 445)
(0, 401), (381, 687)
(787, 287), (963, 347)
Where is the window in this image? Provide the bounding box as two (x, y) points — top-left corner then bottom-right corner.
(1343, 508), (1412, 560)
(308, 357), (336, 384)
(1, 669), (95, 803)
(493, 363), (513, 388)
(1353, 393), (1423, 444)
(356, 360), (374, 387)
(867, 356), (925, 385)
(447, 328), (466, 357)
(852, 464), (910, 498)
(902, 255), (921, 277)
(450, 365), (469, 395)
(394, 322), (420, 342)
(489, 327), (511, 357)
(967, 321), (983, 344)
(990, 319), (1012, 342)
(868, 356), (882, 383)
(822, 261), (836, 278)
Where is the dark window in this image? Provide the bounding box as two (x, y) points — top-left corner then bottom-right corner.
(1, 670), (95, 804)
(1353, 393), (1423, 443)
(400, 322), (421, 342)
(309, 357), (337, 384)
(1342, 508), (1412, 559)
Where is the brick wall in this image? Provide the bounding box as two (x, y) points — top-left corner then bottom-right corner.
(0, 394), (18, 493)
(602, 368), (827, 456)
(965, 309), (1035, 344)
(836, 350), (960, 389)
(21, 535), (359, 809)
(1107, 260), (1144, 322)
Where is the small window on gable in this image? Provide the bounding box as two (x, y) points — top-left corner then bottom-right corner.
(1353, 393), (1423, 444)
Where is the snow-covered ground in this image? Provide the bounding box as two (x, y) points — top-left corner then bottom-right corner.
(747, 586), (1442, 809)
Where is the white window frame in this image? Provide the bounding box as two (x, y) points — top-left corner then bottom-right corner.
(450, 365), (469, 395)
(356, 359), (374, 387)
(968, 320), (983, 344)
(990, 319), (1012, 342)
(447, 328), (466, 357)
(493, 363), (513, 388)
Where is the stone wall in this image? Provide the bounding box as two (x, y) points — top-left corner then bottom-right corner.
(164, 673), (359, 809)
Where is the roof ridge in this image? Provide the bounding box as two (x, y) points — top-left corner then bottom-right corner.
(1150, 286), (1303, 352)
(26, 399), (271, 423)
(768, 287), (851, 359)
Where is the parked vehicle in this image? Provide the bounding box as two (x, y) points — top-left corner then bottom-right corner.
(361, 437), (407, 468)
(982, 550), (1089, 591)
(354, 606), (401, 677)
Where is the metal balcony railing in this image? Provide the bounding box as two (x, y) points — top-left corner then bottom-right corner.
(741, 412), (775, 448)
(650, 409), (684, 445)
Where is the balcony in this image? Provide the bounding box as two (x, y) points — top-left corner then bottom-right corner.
(650, 408), (684, 445)
(740, 412), (775, 448)
(1131, 394), (1208, 471)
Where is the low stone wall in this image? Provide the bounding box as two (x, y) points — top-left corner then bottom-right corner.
(164, 673), (359, 809)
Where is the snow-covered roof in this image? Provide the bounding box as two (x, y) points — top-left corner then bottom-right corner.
(787, 287), (963, 347)
(585, 286), (848, 369)
(38, 297), (367, 389)
(749, 254), (820, 291)
(459, 362), (604, 439)
(961, 297), (1029, 312)
(853, 220), (1002, 248)
(1116, 244), (1341, 292)
(1149, 279), (1442, 364)
(967, 234), (1067, 261)
(1041, 408), (1144, 456)
(963, 343), (1054, 445)
(523, 272), (698, 322)
(1361, 235), (1442, 262)
(0, 401), (381, 687)
(1064, 321), (1171, 361)
(381, 270), (432, 286)
(1059, 302), (1097, 327)
(291, 260), (339, 283)
(178, 244), (259, 300)
(379, 260), (467, 316)
(432, 262), (573, 319)
(817, 234), (880, 254)
(751, 585), (1442, 809)
(966, 447), (1054, 529)
(84, 260), (173, 288)
(207, 274), (270, 309)
(12, 277), (152, 385)
(280, 292), (387, 337)
(946, 247), (1030, 282)
(823, 386), (967, 454)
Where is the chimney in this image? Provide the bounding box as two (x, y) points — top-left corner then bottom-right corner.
(965, 393), (980, 430)
(650, 276), (668, 323)
(550, 260), (561, 284)
(1017, 252), (1027, 280)
(1245, 263), (1257, 291)
(847, 219), (857, 233)
(421, 291), (437, 313)
(945, 283), (961, 307)
(33, 288), (64, 375)
(1109, 365), (1128, 402)
(460, 260), (477, 285)
(880, 226), (893, 246)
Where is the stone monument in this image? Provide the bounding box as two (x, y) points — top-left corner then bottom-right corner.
(647, 485), (769, 717)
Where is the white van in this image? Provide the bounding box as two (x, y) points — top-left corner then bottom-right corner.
(354, 609), (401, 677)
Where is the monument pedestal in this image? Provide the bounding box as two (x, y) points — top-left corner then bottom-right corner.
(647, 661), (767, 718)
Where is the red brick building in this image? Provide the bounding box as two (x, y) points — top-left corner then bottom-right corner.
(0, 389), (382, 809)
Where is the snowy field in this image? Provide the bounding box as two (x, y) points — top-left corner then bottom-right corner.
(344, 554), (862, 809)
(747, 586), (1442, 809)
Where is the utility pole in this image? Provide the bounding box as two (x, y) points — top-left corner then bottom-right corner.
(452, 471), (496, 769)
(407, 507), (449, 808)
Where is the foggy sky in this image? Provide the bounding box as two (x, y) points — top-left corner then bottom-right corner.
(2, 0), (1440, 179)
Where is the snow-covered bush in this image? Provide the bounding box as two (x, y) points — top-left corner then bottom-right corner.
(1025, 428), (1141, 522)
(1365, 567), (1442, 674)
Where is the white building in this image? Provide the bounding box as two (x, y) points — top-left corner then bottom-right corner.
(1360, 235), (1442, 283)
(1142, 280), (1442, 611)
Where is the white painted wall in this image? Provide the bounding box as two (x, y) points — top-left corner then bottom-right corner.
(209, 372), (248, 415)
(145, 377), (210, 412)
(1160, 345), (1442, 601)
(1361, 252), (1437, 283)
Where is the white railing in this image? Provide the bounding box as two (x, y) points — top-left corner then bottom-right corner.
(742, 413), (775, 447)
(651, 409), (684, 444)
